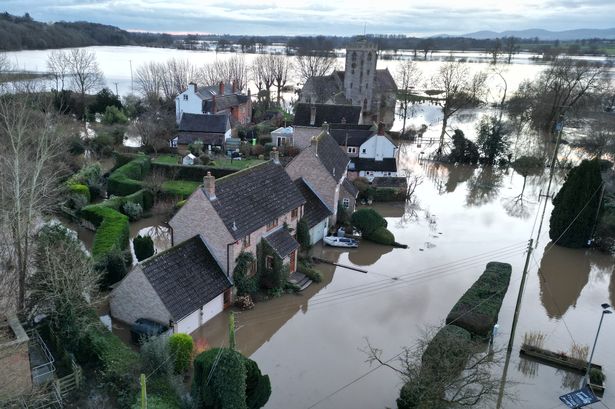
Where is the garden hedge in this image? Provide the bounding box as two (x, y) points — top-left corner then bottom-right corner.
(169, 333), (193, 374)
(368, 227), (396, 245)
(107, 156), (150, 196)
(92, 211), (130, 259)
(445, 262), (512, 338)
(68, 182), (91, 202)
(151, 162), (237, 181)
(351, 208), (388, 237)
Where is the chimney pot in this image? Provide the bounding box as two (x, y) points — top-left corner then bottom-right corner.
(377, 122), (385, 135)
(232, 80), (237, 93)
(310, 105), (317, 126)
(204, 171), (216, 200)
(219, 81), (225, 95)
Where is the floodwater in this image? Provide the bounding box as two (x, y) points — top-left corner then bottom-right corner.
(192, 143), (614, 409)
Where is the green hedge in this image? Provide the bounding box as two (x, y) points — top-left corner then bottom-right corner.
(351, 208), (387, 237)
(367, 227), (396, 245)
(445, 262), (512, 338)
(151, 162), (237, 181)
(68, 182), (91, 202)
(104, 189), (154, 211)
(161, 180), (201, 198)
(92, 211), (130, 259)
(107, 156), (151, 196)
(372, 187), (406, 202)
(169, 333), (193, 374)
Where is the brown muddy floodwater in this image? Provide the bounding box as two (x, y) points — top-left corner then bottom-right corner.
(193, 142), (615, 409)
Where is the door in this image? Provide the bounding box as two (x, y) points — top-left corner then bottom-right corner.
(289, 250), (296, 273)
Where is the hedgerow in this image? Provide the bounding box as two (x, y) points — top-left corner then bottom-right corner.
(107, 155), (150, 196)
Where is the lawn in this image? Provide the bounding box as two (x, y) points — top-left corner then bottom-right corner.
(161, 180), (201, 197)
(152, 154), (180, 165)
(211, 158), (265, 170)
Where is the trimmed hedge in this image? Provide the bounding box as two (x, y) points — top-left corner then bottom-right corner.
(372, 187), (406, 202)
(445, 262), (512, 338)
(298, 264), (322, 283)
(92, 211), (130, 259)
(68, 182), (91, 202)
(368, 227), (395, 245)
(107, 156), (151, 196)
(169, 333), (193, 374)
(351, 208), (387, 237)
(161, 180), (201, 198)
(151, 162), (237, 181)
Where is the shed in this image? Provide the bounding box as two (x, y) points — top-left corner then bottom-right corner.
(182, 153), (197, 166)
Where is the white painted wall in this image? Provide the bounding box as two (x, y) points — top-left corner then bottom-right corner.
(359, 170), (398, 182)
(175, 84), (203, 124)
(309, 219), (329, 245)
(359, 135), (397, 161)
(176, 293), (224, 335)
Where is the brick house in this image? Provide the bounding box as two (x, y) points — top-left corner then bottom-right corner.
(110, 235), (233, 335)
(169, 156), (305, 281)
(284, 126), (357, 224)
(170, 113), (232, 151)
(175, 81), (252, 126)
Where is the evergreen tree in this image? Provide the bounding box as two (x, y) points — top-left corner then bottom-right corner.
(549, 159), (603, 248)
(133, 235), (154, 261)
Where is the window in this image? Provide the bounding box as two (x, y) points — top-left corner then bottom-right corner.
(183, 95), (188, 100)
(242, 234), (251, 248)
(249, 260), (257, 276)
(350, 82), (353, 89)
(347, 147), (357, 154)
(265, 255), (274, 269)
(342, 198), (350, 208)
(266, 218), (279, 231)
(362, 148), (367, 154)
(291, 208), (298, 219)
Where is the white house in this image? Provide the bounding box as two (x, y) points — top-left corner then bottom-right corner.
(347, 123), (398, 181)
(109, 235), (232, 335)
(294, 178), (332, 245)
(175, 82), (252, 125)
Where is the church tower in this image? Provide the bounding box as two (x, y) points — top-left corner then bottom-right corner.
(343, 41), (378, 113)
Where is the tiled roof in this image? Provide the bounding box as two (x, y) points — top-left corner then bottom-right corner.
(342, 178), (359, 198)
(202, 94), (250, 113)
(294, 103), (361, 127)
(375, 69), (398, 92)
(176, 132), (225, 146)
(208, 161), (306, 240)
(263, 227), (300, 258)
(350, 158), (398, 172)
(195, 83), (234, 99)
(301, 74), (342, 103)
(329, 128), (374, 147)
(311, 131), (350, 183)
(294, 178), (332, 228)
(179, 113), (229, 133)
(140, 235), (232, 321)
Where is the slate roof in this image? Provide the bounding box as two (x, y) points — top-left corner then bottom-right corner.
(176, 132), (225, 146)
(140, 235), (232, 321)
(311, 131), (351, 183)
(301, 74), (343, 102)
(294, 178), (332, 228)
(350, 158), (398, 172)
(375, 69), (398, 92)
(263, 227), (300, 258)
(294, 103), (361, 127)
(372, 177), (408, 189)
(207, 161), (306, 240)
(329, 127), (374, 147)
(194, 83), (234, 99)
(342, 178), (359, 198)
(179, 113), (229, 133)
(202, 94), (250, 113)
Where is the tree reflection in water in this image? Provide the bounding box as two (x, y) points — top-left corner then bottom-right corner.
(465, 167), (505, 207)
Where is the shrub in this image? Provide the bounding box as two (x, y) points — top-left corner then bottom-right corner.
(95, 247), (129, 286)
(296, 218), (310, 250)
(90, 132), (115, 157)
(251, 144), (265, 157)
(68, 135), (85, 155)
(234, 252), (258, 296)
(108, 156), (151, 196)
(298, 264), (322, 283)
(445, 262), (512, 338)
(161, 180), (201, 198)
(102, 105), (129, 125)
(140, 335), (173, 377)
(122, 201), (143, 221)
(69, 163), (103, 199)
(368, 227), (395, 245)
(590, 368), (606, 384)
(337, 202), (351, 226)
(447, 129), (479, 164)
(133, 235), (154, 261)
(351, 208), (387, 236)
(131, 395), (179, 409)
(68, 182), (91, 203)
(169, 333), (193, 374)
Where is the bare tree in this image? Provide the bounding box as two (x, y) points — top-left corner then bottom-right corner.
(135, 61), (164, 102)
(271, 55), (291, 104)
(395, 60), (422, 136)
(64, 48), (105, 101)
(488, 38), (503, 65)
(431, 62), (487, 153)
(134, 108), (175, 157)
(503, 37), (519, 64)
(0, 93), (67, 312)
(46, 50), (69, 91)
(251, 54), (276, 107)
(294, 54), (337, 83)
(200, 55), (248, 91)
(365, 327), (512, 409)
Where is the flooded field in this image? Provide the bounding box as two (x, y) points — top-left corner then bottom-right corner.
(193, 143), (614, 409)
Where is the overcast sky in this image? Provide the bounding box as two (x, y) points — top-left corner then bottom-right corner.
(2, 0), (614, 36)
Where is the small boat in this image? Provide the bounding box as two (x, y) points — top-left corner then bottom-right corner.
(324, 236), (359, 248)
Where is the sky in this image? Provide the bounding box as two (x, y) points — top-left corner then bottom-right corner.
(2, 0), (615, 36)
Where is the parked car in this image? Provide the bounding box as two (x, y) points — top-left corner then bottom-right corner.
(130, 318), (168, 344)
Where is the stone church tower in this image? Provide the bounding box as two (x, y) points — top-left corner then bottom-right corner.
(343, 41), (378, 113)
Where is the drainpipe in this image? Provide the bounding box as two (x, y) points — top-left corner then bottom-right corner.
(226, 242), (233, 279)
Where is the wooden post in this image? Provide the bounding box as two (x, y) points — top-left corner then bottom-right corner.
(140, 373), (147, 409)
(229, 311), (236, 351)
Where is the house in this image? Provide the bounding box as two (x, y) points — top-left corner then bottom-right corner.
(182, 153), (197, 165)
(329, 123), (375, 157)
(299, 41), (398, 128)
(345, 123), (399, 181)
(175, 82), (252, 125)
(110, 235), (233, 335)
(170, 113), (231, 150)
(169, 155), (305, 279)
(294, 178), (332, 245)
(293, 103), (362, 127)
(270, 125), (323, 151)
(284, 126), (357, 223)
(271, 126), (294, 147)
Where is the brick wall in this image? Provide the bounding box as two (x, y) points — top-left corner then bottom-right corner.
(0, 317), (32, 399)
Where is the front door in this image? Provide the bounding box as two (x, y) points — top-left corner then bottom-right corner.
(289, 250), (296, 273)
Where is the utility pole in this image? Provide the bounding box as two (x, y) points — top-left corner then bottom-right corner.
(113, 82), (119, 96)
(496, 238), (533, 409)
(583, 304), (612, 387)
(534, 112), (567, 247)
(130, 59), (134, 94)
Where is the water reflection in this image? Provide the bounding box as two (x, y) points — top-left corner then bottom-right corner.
(347, 243), (393, 266)
(420, 161), (476, 195)
(539, 243), (590, 319)
(466, 167), (505, 207)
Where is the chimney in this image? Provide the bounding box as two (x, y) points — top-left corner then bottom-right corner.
(189, 82), (197, 93)
(271, 147), (280, 165)
(377, 122), (385, 135)
(232, 79), (237, 93)
(203, 171), (216, 200)
(211, 95), (216, 113)
(310, 105), (317, 126)
(219, 81), (225, 95)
